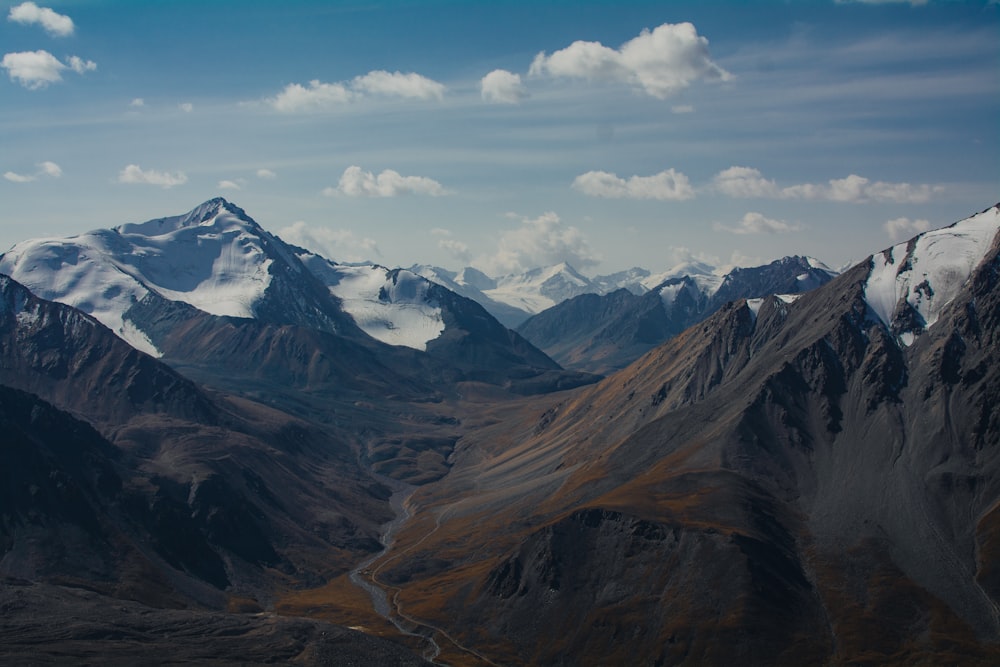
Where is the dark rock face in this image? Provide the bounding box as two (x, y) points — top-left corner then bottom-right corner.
(518, 255), (836, 374)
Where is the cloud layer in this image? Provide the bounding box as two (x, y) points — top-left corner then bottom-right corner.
(712, 166), (942, 203)
(884, 216), (931, 240)
(4, 160), (61, 183)
(714, 212), (800, 235)
(266, 70), (445, 112)
(326, 166), (447, 197)
(477, 212), (600, 275)
(529, 22), (732, 99)
(277, 221), (380, 263)
(7, 2), (73, 37)
(572, 169), (695, 200)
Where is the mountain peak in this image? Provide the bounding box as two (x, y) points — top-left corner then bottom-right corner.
(115, 197), (255, 237)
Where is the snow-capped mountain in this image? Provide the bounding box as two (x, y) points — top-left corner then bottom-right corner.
(0, 197), (590, 395)
(0, 198), (359, 355)
(862, 204), (1000, 345)
(411, 262), (597, 328)
(1, 198), (498, 355)
(517, 255), (839, 374)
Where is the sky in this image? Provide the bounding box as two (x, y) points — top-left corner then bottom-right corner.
(2, 0), (998, 278)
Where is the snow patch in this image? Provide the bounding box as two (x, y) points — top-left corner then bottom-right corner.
(311, 262), (445, 351)
(863, 206), (999, 341)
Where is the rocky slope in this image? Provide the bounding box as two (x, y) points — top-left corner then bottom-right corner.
(374, 205), (1000, 665)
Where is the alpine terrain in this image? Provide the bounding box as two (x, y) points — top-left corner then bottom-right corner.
(1, 199), (999, 666)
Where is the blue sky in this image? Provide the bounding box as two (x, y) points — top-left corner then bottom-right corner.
(2, 0), (998, 276)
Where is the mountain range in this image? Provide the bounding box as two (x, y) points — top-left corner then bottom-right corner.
(1, 198), (999, 665)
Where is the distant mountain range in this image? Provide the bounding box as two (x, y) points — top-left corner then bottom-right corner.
(2, 198), (999, 665)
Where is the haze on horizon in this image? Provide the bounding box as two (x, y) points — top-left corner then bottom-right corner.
(2, 0), (997, 277)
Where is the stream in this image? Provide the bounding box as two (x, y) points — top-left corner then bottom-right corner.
(348, 477), (442, 662)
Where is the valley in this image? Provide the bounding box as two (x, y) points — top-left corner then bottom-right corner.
(2, 199), (1000, 665)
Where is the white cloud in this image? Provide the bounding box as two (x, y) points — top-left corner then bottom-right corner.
(66, 55), (96, 74)
(276, 221), (380, 263)
(327, 165), (447, 197)
(179, 102), (193, 113)
(38, 160), (61, 177)
(572, 169), (694, 200)
(218, 179), (242, 190)
(476, 212), (600, 275)
(129, 97), (145, 108)
(2, 50), (63, 88)
(265, 70), (446, 112)
(439, 238), (472, 263)
(267, 80), (354, 112)
(711, 166), (781, 198)
(714, 212), (800, 235)
(528, 22), (732, 99)
(712, 166), (942, 203)
(481, 69), (527, 104)
(117, 164), (187, 188)
(7, 2), (73, 37)
(1, 50), (95, 88)
(884, 216), (931, 240)
(4, 160), (62, 183)
(352, 70), (445, 100)
(671, 104), (694, 113)
(256, 168), (277, 179)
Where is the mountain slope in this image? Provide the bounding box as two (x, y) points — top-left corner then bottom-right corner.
(518, 255), (837, 374)
(0, 273), (404, 607)
(375, 205), (1000, 665)
(1, 198), (587, 395)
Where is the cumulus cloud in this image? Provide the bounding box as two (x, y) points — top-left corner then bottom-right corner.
(712, 166), (942, 203)
(326, 165), (447, 198)
(117, 164), (187, 188)
(352, 70), (445, 100)
(712, 166), (781, 198)
(477, 212), (600, 275)
(440, 238), (472, 263)
(277, 221), (380, 263)
(572, 169), (695, 200)
(714, 212), (800, 235)
(884, 216), (931, 240)
(66, 55), (96, 74)
(217, 179), (242, 190)
(129, 97), (145, 108)
(267, 80), (354, 112)
(1, 50), (95, 88)
(4, 160), (62, 183)
(431, 228), (472, 263)
(256, 168), (277, 179)
(481, 69), (527, 104)
(7, 2), (73, 37)
(179, 102), (193, 112)
(265, 70), (446, 112)
(528, 22), (732, 99)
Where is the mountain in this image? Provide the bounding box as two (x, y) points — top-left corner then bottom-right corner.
(412, 261), (599, 328)
(371, 205), (1000, 665)
(0, 198), (590, 395)
(518, 255), (838, 374)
